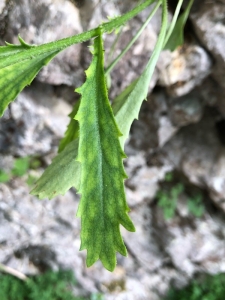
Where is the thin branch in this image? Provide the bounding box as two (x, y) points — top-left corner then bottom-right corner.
(0, 263), (28, 281)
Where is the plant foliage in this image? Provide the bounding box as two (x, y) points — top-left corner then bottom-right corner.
(0, 270), (98, 300)
(157, 183), (184, 219)
(0, 156), (40, 185)
(156, 172), (205, 219)
(163, 273), (225, 300)
(0, 0), (194, 270)
(164, 0), (194, 51)
(75, 31), (135, 271)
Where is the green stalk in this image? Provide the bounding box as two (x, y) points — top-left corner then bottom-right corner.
(105, 0), (161, 76)
(145, 0), (168, 71)
(0, 0), (157, 69)
(106, 27), (123, 65)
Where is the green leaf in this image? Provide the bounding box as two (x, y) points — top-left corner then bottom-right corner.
(0, 46), (59, 116)
(187, 194), (205, 218)
(164, 0), (194, 51)
(12, 157), (30, 177)
(0, 36), (35, 58)
(58, 100), (80, 153)
(31, 139), (81, 199)
(0, 37), (61, 116)
(113, 0), (168, 148)
(31, 0), (168, 200)
(30, 0), (167, 272)
(75, 31), (135, 271)
(30, 82), (137, 201)
(0, 170), (10, 183)
(0, 0), (155, 116)
(58, 1), (161, 154)
(26, 174), (38, 187)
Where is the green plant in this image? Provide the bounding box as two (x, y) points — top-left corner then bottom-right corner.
(163, 273), (225, 300)
(0, 169), (10, 183)
(11, 157), (30, 177)
(187, 193), (205, 218)
(156, 173), (205, 219)
(0, 270), (97, 300)
(0, 156), (40, 185)
(0, 0), (194, 270)
(157, 182), (184, 219)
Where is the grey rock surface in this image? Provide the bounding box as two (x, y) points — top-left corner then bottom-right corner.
(0, 81), (71, 156)
(0, 0), (6, 14)
(157, 45), (212, 96)
(162, 111), (225, 212)
(1, 1), (225, 299)
(167, 94), (204, 127)
(191, 2), (225, 89)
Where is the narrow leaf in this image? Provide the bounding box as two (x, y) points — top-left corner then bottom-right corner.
(113, 0), (168, 148)
(58, 100), (80, 153)
(31, 140), (81, 199)
(164, 0), (194, 51)
(75, 31), (135, 271)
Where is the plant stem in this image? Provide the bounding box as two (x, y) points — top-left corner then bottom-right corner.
(106, 27), (123, 65)
(146, 0), (168, 70)
(105, 0), (161, 76)
(0, 263), (28, 281)
(0, 0), (158, 68)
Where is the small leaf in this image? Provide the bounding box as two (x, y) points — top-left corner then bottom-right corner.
(75, 32), (135, 271)
(0, 170), (10, 183)
(187, 194), (205, 218)
(164, 0), (194, 51)
(26, 174), (38, 187)
(31, 140), (81, 199)
(12, 157), (30, 177)
(58, 100), (80, 153)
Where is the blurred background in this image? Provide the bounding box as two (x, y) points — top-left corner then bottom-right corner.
(0, 0), (225, 299)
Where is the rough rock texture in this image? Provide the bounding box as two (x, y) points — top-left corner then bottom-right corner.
(162, 110), (225, 213)
(191, 2), (225, 89)
(1, 1), (225, 300)
(190, 1), (225, 118)
(0, 81), (71, 156)
(0, 0), (6, 14)
(157, 45), (212, 96)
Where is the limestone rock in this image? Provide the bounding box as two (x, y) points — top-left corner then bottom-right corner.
(0, 0), (6, 14)
(158, 45), (212, 96)
(163, 110), (225, 212)
(167, 94), (204, 127)
(191, 2), (225, 89)
(0, 81), (71, 156)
